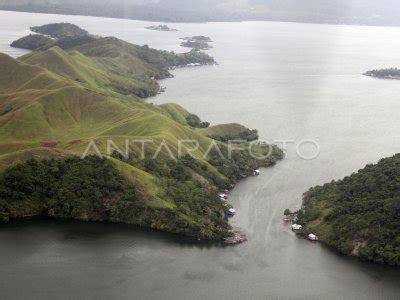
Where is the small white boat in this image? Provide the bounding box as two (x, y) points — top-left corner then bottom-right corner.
(254, 169), (260, 176)
(291, 224), (303, 230)
(308, 233), (319, 241)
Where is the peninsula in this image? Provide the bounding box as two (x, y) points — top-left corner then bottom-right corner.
(1, 23), (283, 241)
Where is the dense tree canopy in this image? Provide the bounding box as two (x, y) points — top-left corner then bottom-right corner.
(0, 156), (137, 223)
(299, 154), (400, 266)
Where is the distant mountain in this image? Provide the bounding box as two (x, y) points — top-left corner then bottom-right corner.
(1, 0), (400, 26)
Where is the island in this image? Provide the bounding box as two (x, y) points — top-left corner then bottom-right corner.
(1, 23), (283, 242)
(181, 36), (213, 50)
(363, 68), (400, 79)
(288, 154), (400, 266)
(145, 25), (178, 32)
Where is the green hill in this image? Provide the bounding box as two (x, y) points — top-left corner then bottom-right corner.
(31, 22), (89, 39)
(10, 34), (54, 50)
(0, 24), (283, 240)
(12, 23), (215, 98)
(297, 154), (400, 266)
(0, 52), (68, 93)
(19, 46), (160, 97)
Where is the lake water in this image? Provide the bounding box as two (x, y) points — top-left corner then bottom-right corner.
(1, 10), (400, 300)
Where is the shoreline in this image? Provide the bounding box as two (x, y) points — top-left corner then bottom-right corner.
(3, 160), (282, 245)
(2, 8), (400, 28)
(149, 59), (284, 244)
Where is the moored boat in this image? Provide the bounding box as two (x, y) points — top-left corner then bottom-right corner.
(308, 233), (318, 241)
(291, 224), (303, 230)
(226, 208), (236, 217)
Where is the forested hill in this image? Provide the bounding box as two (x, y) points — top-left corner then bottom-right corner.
(298, 154), (400, 266)
(1, 0), (400, 26)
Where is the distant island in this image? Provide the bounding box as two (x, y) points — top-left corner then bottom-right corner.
(288, 154), (400, 266)
(1, 23), (283, 242)
(182, 36), (212, 42)
(145, 25), (178, 32)
(364, 68), (400, 79)
(181, 36), (213, 50)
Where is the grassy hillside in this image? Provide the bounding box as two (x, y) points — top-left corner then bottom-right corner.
(0, 24), (283, 240)
(19, 46), (161, 97)
(12, 23), (216, 97)
(297, 154), (400, 266)
(0, 52), (68, 93)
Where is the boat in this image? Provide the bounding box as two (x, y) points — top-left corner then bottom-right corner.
(254, 169), (260, 176)
(308, 233), (319, 241)
(291, 224), (303, 230)
(226, 208), (236, 217)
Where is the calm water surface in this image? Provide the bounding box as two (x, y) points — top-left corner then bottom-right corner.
(1, 10), (400, 300)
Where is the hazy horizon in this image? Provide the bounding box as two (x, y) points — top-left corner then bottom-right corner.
(1, 0), (400, 26)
